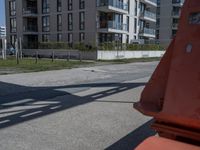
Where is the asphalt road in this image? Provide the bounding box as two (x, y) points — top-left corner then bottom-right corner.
(0, 62), (158, 150)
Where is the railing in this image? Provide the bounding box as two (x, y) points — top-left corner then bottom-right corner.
(172, 23), (179, 28)
(23, 25), (38, 32)
(140, 27), (156, 35)
(107, 21), (128, 31)
(23, 7), (37, 15)
(144, 0), (157, 5)
(172, 11), (181, 16)
(97, 0), (128, 11)
(172, 0), (185, 4)
(141, 10), (156, 20)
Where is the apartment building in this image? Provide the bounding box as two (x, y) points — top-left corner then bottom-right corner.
(157, 0), (185, 47)
(5, 0), (157, 49)
(0, 26), (6, 38)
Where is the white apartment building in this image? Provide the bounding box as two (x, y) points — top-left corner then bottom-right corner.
(0, 26), (6, 38)
(5, 0), (157, 49)
(157, 0), (184, 47)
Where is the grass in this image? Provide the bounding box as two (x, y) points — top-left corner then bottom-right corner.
(99, 57), (161, 64)
(0, 57), (161, 75)
(0, 57), (92, 74)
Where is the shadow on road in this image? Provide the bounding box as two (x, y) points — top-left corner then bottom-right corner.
(0, 81), (146, 130)
(105, 119), (156, 150)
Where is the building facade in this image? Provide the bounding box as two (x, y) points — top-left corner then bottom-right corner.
(157, 0), (184, 47)
(5, 0), (157, 49)
(0, 26), (6, 38)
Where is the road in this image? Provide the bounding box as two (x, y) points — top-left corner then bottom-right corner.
(0, 61), (158, 150)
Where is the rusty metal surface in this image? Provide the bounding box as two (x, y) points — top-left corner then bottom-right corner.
(134, 0), (200, 143)
(135, 136), (200, 150)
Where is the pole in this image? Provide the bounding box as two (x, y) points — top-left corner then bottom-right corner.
(19, 37), (22, 59)
(15, 39), (19, 64)
(35, 51), (38, 64)
(2, 38), (6, 60)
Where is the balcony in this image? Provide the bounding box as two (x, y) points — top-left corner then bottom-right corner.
(23, 7), (38, 17)
(140, 10), (156, 22)
(23, 25), (38, 34)
(98, 21), (128, 34)
(97, 0), (128, 14)
(172, 23), (179, 29)
(140, 0), (157, 7)
(172, 11), (181, 17)
(139, 27), (156, 38)
(172, 0), (184, 6)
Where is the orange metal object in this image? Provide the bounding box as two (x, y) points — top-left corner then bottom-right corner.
(134, 0), (200, 144)
(136, 136), (200, 150)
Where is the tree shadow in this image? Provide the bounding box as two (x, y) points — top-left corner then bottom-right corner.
(0, 81), (146, 130)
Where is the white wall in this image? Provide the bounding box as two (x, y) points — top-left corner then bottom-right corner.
(97, 50), (165, 60)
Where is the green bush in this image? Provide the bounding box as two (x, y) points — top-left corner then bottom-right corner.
(98, 43), (164, 51)
(74, 43), (97, 51)
(39, 42), (70, 49)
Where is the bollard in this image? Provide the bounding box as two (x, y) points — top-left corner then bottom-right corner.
(67, 51), (70, 61)
(52, 51), (54, 62)
(35, 51), (38, 64)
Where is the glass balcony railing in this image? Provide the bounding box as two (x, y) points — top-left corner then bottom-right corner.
(97, 0), (128, 11)
(23, 25), (38, 32)
(141, 11), (156, 20)
(98, 21), (128, 31)
(23, 7), (37, 15)
(107, 21), (128, 31)
(172, 11), (181, 16)
(140, 27), (155, 35)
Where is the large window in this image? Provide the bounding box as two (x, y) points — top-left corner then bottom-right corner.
(57, 0), (62, 12)
(10, 18), (17, 33)
(68, 0), (73, 10)
(68, 13), (73, 31)
(42, 0), (49, 14)
(57, 14), (62, 31)
(10, 35), (16, 46)
(79, 0), (85, 9)
(9, 0), (16, 16)
(79, 12), (85, 30)
(42, 16), (50, 32)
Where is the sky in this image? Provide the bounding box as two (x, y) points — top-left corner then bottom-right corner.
(0, 0), (5, 26)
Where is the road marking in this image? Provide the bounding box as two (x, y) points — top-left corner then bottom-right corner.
(20, 111), (42, 118)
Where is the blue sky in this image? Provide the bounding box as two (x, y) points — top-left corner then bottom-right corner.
(0, 0), (5, 26)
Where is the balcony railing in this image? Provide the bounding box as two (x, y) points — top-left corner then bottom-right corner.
(143, 0), (157, 5)
(172, 11), (181, 16)
(172, 23), (179, 28)
(141, 10), (156, 20)
(23, 25), (38, 32)
(23, 7), (37, 15)
(98, 21), (128, 31)
(140, 27), (155, 35)
(97, 0), (128, 11)
(108, 21), (128, 31)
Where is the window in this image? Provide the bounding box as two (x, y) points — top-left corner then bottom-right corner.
(10, 35), (16, 46)
(79, 12), (85, 30)
(79, 33), (85, 42)
(42, 16), (50, 32)
(57, 0), (62, 12)
(9, 0), (16, 16)
(68, 0), (73, 10)
(42, 34), (50, 42)
(57, 34), (62, 42)
(57, 14), (62, 31)
(42, 0), (49, 14)
(68, 13), (73, 31)
(68, 33), (73, 47)
(10, 18), (17, 33)
(79, 0), (85, 9)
